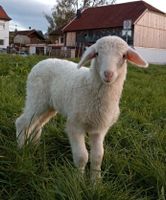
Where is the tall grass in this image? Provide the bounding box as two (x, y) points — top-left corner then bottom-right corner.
(0, 54), (165, 200)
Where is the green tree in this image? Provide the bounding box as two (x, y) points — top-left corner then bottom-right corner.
(46, 0), (77, 33)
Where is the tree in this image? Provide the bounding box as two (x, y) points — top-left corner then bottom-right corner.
(46, 0), (77, 33)
(46, 0), (116, 33)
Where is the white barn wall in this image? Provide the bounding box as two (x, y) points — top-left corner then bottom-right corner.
(135, 47), (166, 65)
(0, 20), (9, 48)
(29, 46), (36, 55)
(28, 44), (47, 55)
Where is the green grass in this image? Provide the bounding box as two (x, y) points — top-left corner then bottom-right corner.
(0, 54), (166, 200)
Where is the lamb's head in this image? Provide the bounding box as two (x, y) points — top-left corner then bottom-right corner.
(77, 36), (148, 84)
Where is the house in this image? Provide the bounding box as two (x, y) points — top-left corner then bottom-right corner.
(49, 28), (64, 47)
(10, 29), (46, 55)
(63, 1), (166, 64)
(0, 5), (11, 49)
(47, 28), (73, 58)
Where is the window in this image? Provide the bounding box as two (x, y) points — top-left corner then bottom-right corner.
(60, 36), (64, 44)
(0, 40), (4, 45)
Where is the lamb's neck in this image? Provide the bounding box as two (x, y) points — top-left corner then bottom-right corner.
(89, 61), (127, 105)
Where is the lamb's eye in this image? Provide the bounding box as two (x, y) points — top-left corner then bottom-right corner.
(95, 52), (98, 57)
(123, 54), (127, 59)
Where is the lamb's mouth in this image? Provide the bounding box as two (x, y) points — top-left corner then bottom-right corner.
(102, 78), (113, 85)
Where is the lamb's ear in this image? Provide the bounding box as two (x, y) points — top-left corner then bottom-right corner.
(77, 44), (97, 69)
(127, 47), (148, 68)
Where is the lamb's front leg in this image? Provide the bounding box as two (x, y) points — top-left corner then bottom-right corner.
(66, 124), (88, 174)
(89, 133), (106, 180)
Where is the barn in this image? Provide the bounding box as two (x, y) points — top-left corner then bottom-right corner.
(63, 1), (166, 64)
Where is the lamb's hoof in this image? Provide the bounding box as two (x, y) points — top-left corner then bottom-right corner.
(90, 169), (102, 183)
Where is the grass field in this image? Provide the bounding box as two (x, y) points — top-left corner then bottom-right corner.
(0, 54), (166, 200)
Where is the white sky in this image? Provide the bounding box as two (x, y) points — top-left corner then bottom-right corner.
(0, 0), (166, 33)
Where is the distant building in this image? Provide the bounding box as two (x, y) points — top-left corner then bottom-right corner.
(10, 29), (45, 44)
(0, 5), (11, 49)
(9, 29), (46, 55)
(63, 1), (166, 64)
(47, 28), (74, 58)
(49, 28), (64, 47)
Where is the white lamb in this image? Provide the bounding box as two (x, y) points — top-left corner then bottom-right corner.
(16, 36), (148, 179)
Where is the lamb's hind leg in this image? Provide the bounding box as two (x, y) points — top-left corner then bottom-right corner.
(16, 113), (30, 147)
(16, 70), (57, 147)
(16, 109), (56, 147)
(29, 109), (56, 144)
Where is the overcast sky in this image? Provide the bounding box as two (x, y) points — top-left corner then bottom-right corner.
(0, 0), (55, 33)
(0, 0), (166, 33)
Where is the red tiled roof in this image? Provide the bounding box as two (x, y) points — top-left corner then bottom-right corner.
(10, 29), (45, 40)
(0, 5), (11, 21)
(13, 30), (36, 36)
(63, 1), (165, 32)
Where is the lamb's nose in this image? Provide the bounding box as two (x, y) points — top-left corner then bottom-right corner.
(104, 71), (113, 81)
